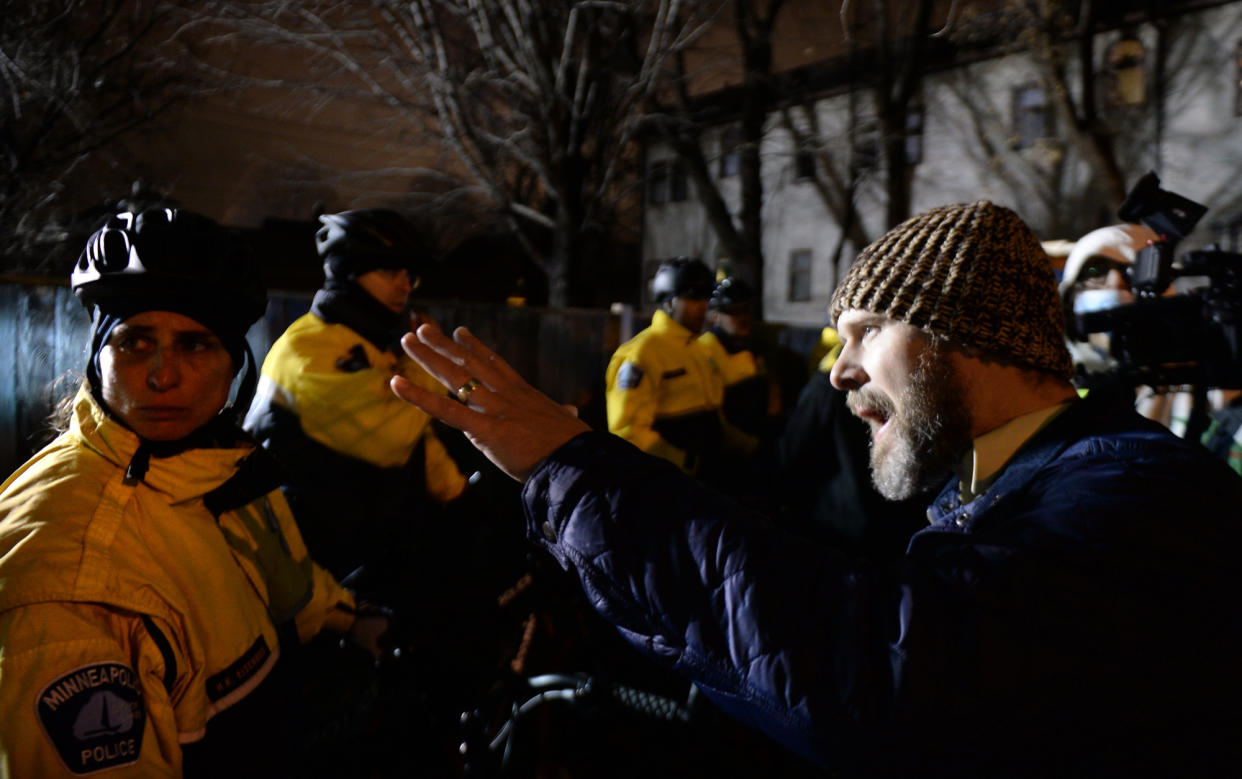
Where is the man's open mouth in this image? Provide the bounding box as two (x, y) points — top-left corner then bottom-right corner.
(847, 391), (895, 439)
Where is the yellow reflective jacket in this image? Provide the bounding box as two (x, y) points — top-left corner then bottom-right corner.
(810, 326), (843, 375)
(0, 389), (356, 778)
(696, 331), (768, 440)
(246, 311), (465, 501)
(696, 330), (758, 387)
(605, 309), (726, 472)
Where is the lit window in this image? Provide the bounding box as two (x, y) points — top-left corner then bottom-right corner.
(1012, 84), (1053, 149)
(648, 160), (669, 205)
(789, 249), (813, 302)
(720, 127), (742, 178)
(1107, 33), (1147, 107)
(1235, 40), (1242, 117)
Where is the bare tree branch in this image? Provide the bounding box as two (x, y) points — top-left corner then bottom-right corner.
(176, 0), (707, 306)
(1, 0), (193, 271)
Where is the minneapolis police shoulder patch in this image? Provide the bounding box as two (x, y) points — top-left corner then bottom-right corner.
(617, 361), (644, 390)
(37, 662), (145, 773)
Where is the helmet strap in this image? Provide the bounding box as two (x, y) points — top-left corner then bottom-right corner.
(225, 342), (259, 424)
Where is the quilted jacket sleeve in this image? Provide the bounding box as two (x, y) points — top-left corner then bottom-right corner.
(521, 431), (888, 767)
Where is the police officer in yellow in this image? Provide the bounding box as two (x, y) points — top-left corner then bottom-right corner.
(244, 209), (466, 594)
(698, 277), (769, 437)
(0, 208), (386, 777)
(606, 257), (729, 475)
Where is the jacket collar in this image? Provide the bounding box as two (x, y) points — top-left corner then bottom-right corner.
(926, 396), (1095, 529)
(651, 308), (696, 342)
(71, 388), (253, 503)
(311, 280), (406, 353)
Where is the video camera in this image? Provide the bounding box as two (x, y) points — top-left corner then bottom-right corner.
(1074, 171), (1242, 389)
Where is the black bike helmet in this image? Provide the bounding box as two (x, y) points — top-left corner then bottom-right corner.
(651, 257), (713, 302)
(72, 207), (267, 333)
(316, 208), (424, 281)
(709, 277), (754, 312)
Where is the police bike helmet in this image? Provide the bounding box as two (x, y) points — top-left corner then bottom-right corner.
(71, 207), (267, 429)
(651, 257), (714, 303)
(709, 276), (754, 313)
(315, 208), (424, 281)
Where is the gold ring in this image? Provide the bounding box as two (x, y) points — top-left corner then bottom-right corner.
(455, 377), (482, 403)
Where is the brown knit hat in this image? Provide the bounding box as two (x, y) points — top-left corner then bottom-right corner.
(830, 201), (1072, 378)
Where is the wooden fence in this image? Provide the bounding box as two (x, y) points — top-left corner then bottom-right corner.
(0, 279), (628, 480)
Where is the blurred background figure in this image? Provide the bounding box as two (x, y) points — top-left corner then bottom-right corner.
(244, 208), (487, 773)
(1198, 391), (1242, 475)
(1057, 222), (1200, 435)
(1060, 223), (1158, 379)
(245, 208), (467, 599)
(699, 276), (770, 439)
(605, 257), (736, 476)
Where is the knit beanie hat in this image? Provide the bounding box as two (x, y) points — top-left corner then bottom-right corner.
(830, 201), (1073, 378)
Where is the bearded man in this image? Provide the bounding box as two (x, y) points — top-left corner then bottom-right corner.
(390, 201), (1242, 777)
(841, 338), (976, 501)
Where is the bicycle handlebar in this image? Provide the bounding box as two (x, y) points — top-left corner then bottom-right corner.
(460, 671), (699, 776)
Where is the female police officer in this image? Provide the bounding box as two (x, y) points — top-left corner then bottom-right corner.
(0, 208), (386, 777)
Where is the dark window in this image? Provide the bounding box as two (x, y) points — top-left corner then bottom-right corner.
(1012, 84), (1053, 149)
(852, 120), (879, 174)
(720, 127), (742, 178)
(794, 149), (816, 181)
(788, 249), (812, 302)
(670, 162), (689, 202)
(1236, 40), (1242, 117)
(648, 160), (669, 205)
(905, 104), (924, 165)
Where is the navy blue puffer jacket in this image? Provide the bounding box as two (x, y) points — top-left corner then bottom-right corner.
(522, 394), (1242, 776)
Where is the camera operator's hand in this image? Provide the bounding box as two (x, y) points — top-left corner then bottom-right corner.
(390, 323), (589, 482)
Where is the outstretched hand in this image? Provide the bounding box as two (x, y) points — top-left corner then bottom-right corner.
(390, 323), (590, 482)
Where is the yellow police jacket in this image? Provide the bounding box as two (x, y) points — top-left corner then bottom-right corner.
(696, 330), (758, 387)
(246, 312), (465, 502)
(0, 389), (357, 777)
(809, 326), (843, 375)
(605, 309), (725, 472)
(696, 330), (771, 440)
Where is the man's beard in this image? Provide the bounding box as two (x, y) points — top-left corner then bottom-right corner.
(847, 344), (974, 501)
